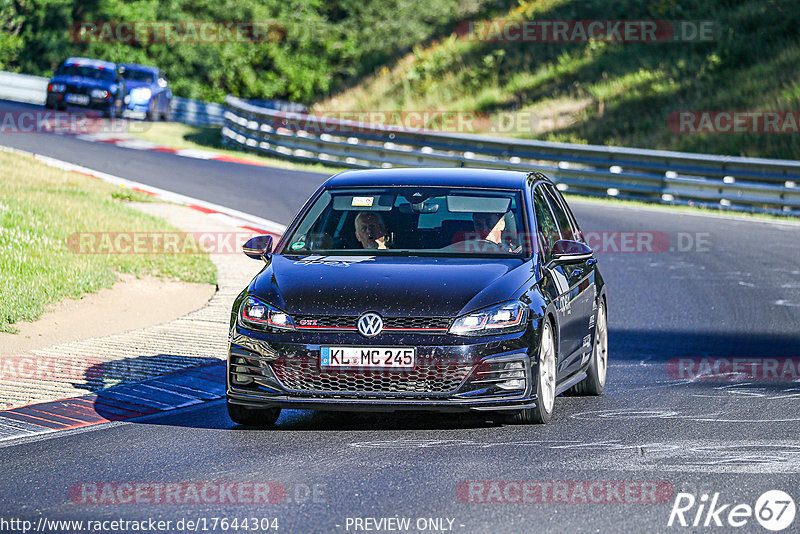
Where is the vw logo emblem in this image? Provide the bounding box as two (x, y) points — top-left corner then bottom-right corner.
(357, 312), (383, 337)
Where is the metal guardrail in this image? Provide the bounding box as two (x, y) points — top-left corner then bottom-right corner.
(170, 96), (223, 126)
(223, 95), (800, 216)
(0, 70), (224, 126)
(0, 71), (49, 105)
(171, 97), (305, 126)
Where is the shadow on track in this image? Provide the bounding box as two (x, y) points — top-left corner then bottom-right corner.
(135, 402), (502, 432)
(610, 329), (800, 361)
(75, 328), (800, 432)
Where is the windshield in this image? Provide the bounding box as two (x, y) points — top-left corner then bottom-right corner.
(122, 69), (155, 83)
(281, 186), (528, 257)
(58, 65), (115, 81)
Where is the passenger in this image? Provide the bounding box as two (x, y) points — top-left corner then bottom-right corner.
(354, 211), (389, 249)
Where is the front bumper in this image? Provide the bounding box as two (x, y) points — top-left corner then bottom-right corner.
(124, 100), (152, 115)
(226, 325), (540, 413)
(46, 92), (114, 111)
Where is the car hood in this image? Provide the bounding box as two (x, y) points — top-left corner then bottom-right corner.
(51, 76), (115, 91)
(123, 80), (153, 91)
(249, 254), (536, 317)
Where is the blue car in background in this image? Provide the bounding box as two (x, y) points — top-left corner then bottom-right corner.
(120, 64), (172, 121)
(45, 57), (126, 118)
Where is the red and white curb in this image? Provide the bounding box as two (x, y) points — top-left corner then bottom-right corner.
(0, 363), (227, 443)
(74, 132), (268, 167)
(0, 145), (288, 441)
(1, 144), (286, 237)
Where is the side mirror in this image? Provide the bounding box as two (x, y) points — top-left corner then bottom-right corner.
(157, 78), (168, 88)
(550, 239), (593, 262)
(243, 235), (273, 261)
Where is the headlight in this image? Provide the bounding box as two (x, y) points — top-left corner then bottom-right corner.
(90, 89), (110, 99)
(239, 296), (295, 331)
(449, 301), (528, 336)
(48, 83), (66, 93)
(130, 87), (152, 101)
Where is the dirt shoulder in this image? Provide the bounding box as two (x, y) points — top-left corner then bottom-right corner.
(0, 274), (215, 357)
(0, 199), (263, 410)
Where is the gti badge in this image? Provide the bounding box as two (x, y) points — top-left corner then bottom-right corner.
(358, 312), (384, 337)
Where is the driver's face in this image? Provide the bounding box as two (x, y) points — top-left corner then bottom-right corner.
(355, 213), (387, 249)
(473, 213), (504, 237)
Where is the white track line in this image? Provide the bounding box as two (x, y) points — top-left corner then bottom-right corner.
(1, 144), (286, 235)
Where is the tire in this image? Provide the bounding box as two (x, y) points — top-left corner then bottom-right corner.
(566, 299), (608, 396)
(227, 401), (281, 427)
(503, 319), (557, 424)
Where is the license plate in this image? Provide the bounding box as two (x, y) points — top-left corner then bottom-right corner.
(65, 93), (89, 105)
(320, 347), (415, 369)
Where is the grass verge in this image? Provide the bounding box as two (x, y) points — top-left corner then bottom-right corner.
(0, 150), (216, 333)
(316, 0), (800, 159)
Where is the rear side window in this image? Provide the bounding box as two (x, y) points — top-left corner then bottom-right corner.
(547, 184), (585, 242)
(533, 186), (560, 258)
(541, 184), (574, 241)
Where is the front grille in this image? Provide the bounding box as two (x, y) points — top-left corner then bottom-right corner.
(294, 315), (451, 331)
(295, 315), (353, 328)
(385, 317), (452, 329)
(271, 358), (472, 395)
(66, 85), (90, 95)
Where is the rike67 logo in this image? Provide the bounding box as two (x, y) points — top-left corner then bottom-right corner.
(668, 490), (796, 531)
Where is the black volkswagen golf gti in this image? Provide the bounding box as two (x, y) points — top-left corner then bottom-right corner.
(227, 168), (607, 425)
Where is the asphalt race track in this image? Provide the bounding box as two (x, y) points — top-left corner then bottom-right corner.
(2, 104), (800, 533)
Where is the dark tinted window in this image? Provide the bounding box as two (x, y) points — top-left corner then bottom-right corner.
(122, 69), (155, 83)
(58, 65), (115, 81)
(548, 184), (585, 243)
(283, 186), (527, 257)
(533, 186), (559, 258)
(541, 184), (574, 241)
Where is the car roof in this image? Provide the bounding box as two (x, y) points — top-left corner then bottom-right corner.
(324, 167), (547, 190)
(121, 63), (159, 73)
(63, 57), (117, 71)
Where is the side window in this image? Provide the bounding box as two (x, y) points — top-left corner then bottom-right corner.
(550, 185), (584, 242)
(541, 184), (575, 241)
(533, 186), (560, 259)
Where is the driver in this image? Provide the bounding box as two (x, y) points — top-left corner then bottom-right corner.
(355, 211), (389, 249)
(472, 212), (506, 245)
